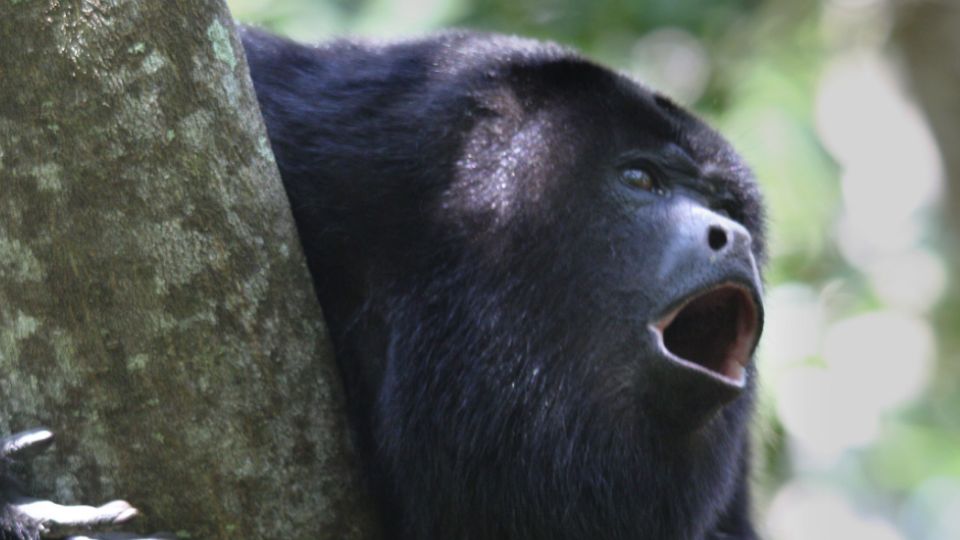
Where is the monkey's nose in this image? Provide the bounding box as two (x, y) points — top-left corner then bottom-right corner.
(707, 225), (728, 251)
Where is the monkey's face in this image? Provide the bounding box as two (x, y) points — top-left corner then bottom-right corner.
(430, 71), (765, 430)
(597, 142), (765, 426)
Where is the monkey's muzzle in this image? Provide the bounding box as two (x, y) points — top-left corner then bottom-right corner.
(651, 282), (761, 388)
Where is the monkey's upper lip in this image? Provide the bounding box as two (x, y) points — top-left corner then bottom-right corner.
(650, 282), (761, 388)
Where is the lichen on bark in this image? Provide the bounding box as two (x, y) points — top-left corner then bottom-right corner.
(0, 1), (379, 538)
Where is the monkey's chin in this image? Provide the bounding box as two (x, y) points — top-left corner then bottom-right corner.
(650, 282), (761, 389)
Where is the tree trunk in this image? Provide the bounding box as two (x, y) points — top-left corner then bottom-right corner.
(892, 0), (960, 360)
(889, 0), (960, 447)
(0, 1), (379, 538)
(892, 0), (960, 250)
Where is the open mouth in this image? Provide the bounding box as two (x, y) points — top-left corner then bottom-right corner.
(651, 283), (760, 386)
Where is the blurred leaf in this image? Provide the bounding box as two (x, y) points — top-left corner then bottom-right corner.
(866, 422), (960, 491)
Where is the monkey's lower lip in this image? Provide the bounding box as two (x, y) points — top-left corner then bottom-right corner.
(650, 283), (761, 387)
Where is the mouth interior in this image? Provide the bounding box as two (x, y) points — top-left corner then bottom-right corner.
(657, 285), (759, 384)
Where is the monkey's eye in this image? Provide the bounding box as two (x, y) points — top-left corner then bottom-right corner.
(620, 168), (658, 192)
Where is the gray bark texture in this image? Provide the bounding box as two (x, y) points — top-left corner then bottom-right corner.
(892, 0), (960, 249)
(892, 0), (960, 351)
(0, 1), (379, 538)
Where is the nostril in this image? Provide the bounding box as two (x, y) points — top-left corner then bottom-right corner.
(708, 225), (728, 251)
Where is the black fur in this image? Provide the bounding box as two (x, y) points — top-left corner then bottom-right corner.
(241, 28), (765, 540)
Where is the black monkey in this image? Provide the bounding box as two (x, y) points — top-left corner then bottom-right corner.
(2, 29), (765, 540)
(241, 28), (765, 539)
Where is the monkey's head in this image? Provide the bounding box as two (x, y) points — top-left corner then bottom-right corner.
(414, 35), (766, 427)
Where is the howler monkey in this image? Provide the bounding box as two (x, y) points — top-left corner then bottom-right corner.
(2, 28), (765, 540)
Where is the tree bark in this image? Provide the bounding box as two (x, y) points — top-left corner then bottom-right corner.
(892, 0), (960, 363)
(892, 0), (960, 251)
(0, 1), (379, 538)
